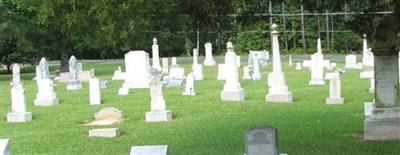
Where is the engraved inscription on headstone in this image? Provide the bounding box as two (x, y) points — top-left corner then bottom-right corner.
(375, 55), (399, 107)
(245, 126), (278, 155)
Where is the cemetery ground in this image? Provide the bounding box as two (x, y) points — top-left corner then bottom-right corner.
(1, 60), (400, 155)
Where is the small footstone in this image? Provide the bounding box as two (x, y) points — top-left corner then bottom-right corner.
(145, 110), (172, 122)
(7, 112), (32, 122)
(89, 128), (120, 138)
(118, 87), (129, 95)
(326, 97), (344, 104)
(130, 145), (168, 155)
(221, 90), (245, 101)
(266, 93), (293, 103)
(0, 139), (11, 155)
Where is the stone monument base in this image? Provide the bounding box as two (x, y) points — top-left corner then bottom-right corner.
(266, 92), (293, 103)
(221, 89), (245, 101)
(34, 98), (59, 106)
(145, 110), (172, 122)
(67, 84), (82, 90)
(326, 97), (344, 104)
(203, 59), (216, 66)
(364, 117), (400, 140)
(7, 112), (32, 122)
(309, 80), (326, 85)
(118, 87), (129, 96)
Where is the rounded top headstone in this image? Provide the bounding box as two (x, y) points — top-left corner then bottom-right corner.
(153, 38), (158, 44)
(227, 42), (233, 49)
(40, 57), (46, 64)
(271, 23), (278, 31)
(69, 55), (77, 62)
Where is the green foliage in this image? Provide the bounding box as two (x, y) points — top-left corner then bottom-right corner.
(0, 0), (47, 72)
(0, 0), (397, 64)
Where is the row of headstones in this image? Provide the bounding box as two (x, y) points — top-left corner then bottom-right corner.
(1, 124), (286, 155)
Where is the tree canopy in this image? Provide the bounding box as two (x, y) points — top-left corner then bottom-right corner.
(0, 0), (398, 72)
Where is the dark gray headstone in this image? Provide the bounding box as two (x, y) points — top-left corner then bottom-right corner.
(245, 126), (278, 155)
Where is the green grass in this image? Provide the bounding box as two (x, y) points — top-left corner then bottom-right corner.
(0, 61), (399, 155)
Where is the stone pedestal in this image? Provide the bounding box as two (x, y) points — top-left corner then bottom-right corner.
(364, 54), (400, 140)
(266, 72), (293, 103)
(145, 110), (172, 122)
(7, 112), (32, 122)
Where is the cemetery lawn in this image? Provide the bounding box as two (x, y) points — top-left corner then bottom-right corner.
(1, 61), (400, 155)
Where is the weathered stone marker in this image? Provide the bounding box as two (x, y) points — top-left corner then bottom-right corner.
(245, 126), (278, 155)
(364, 12), (400, 140)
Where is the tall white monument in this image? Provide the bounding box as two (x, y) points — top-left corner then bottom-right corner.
(362, 34), (369, 65)
(265, 24), (293, 103)
(220, 42), (245, 101)
(309, 39), (326, 85)
(182, 72), (196, 96)
(192, 49), (204, 80)
(66, 55), (83, 90)
(152, 38), (161, 70)
(203, 42), (216, 66)
(145, 75), (172, 122)
(325, 71), (344, 104)
(34, 58), (59, 106)
(7, 66), (32, 122)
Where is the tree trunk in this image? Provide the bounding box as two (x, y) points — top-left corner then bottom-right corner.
(60, 33), (69, 73)
(6, 64), (12, 74)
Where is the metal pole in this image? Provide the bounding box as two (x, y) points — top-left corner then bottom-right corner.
(325, 9), (330, 52)
(282, 2), (288, 51)
(301, 1), (306, 51)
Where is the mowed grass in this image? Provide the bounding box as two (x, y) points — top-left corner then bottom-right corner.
(1, 60), (399, 155)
